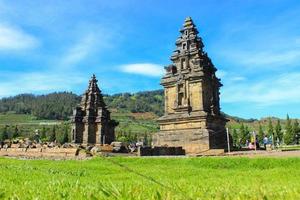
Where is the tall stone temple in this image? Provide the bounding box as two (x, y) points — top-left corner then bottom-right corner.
(71, 74), (118, 145)
(153, 17), (228, 154)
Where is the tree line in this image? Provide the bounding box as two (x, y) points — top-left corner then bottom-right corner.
(230, 115), (300, 147)
(0, 123), (70, 144)
(0, 90), (164, 120)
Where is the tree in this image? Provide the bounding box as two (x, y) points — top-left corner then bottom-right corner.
(143, 134), (149, 146)
(292, 120), (299, 144)
(275, 119), (282, 144)
(258, 123), (264, 143)
(267, 118), (274, 145)
(148, 133), (153, 146)
(41, 126), (47, 139)
(0, 125), (9, 141)
(267, 118), (274, 136)
(239, 124), (250, 146)
(60, 125), (69, 144)
(49, 126), (56, 142)
(284, 114), (294, 145)
(231, 128), (240, 147)
(12, 125), (20, 139)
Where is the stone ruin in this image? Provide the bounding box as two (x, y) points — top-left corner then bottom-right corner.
(71, 74), (118, 145)
(152, 17), (228, 155)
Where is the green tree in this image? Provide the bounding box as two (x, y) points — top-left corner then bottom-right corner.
(284, 114), (294, 145)
(292, 120), (299, 144)
(267, 118), (274, 136)
(12, 125), (20, 138)
(258, 123), (264, 143)
(267, 118), (274, 145)
(143, 134), (149, 146)
(239, 124), (250, 146)
(275, 119), (282, 144)
(60, 125), (69, 144)
(231, 128), (240, 147)
(0, 125), (9, 141)
(41, 126), (47, 139)
(148, 133), (152, 146)
(49, 126), (56, 142)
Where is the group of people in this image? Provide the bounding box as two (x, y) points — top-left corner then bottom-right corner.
(246, 135), (271, 150)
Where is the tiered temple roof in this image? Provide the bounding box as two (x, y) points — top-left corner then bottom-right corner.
(71, 75), (117, 145)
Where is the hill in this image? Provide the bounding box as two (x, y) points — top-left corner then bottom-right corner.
(0, 90), (299, 145)
(0, 90), (164, 120)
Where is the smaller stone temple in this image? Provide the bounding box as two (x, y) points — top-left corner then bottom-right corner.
(153, 17), (228, 154)
(71, 74), (118, 145)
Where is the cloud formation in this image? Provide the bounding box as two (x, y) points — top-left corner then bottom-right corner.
(0, 23), (39, 51)
(222, 72), (300, 106)
(225, 48), (300, 68)
(0, 72), (86, 98)
(121, 63), (164, 77)
(59, 33), (97, 68)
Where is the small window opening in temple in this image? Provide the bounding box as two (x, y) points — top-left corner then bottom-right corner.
(178, 84), (184, 106)
(182, 58), (186, 69)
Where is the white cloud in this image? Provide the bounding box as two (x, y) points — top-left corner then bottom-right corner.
(222, 72), (300, 106)
(121, 63), (164, 77)
(57, 25), (119, 69)
(0, 72), (85, 98)
(231, 76), (246, 81)
(0, 23), (39, 51)
(229, 49), (300, 67)
(59, 33), (96, 68)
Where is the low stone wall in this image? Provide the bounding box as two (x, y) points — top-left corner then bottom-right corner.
(138, 146), (185, 156)
(0, 148), (86, 159)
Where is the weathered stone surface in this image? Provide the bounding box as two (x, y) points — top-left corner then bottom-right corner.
(153, 17), (228, 155)
(90, 146), (100, 155)
(138, 146), (185, 156)
(111, 142), (129, 153)
(71, 75), (118, 145)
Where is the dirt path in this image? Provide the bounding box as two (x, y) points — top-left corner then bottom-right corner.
(225, 150), (300, 158)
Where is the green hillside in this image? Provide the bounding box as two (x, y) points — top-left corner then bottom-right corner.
(0, 90), (299, 145)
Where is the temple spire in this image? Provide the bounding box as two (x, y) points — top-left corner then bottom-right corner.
(181, 16), (198, 32)
(80, 74), (106, 111)
(171, 17), (204, 65)
(71, 74), (117, 145)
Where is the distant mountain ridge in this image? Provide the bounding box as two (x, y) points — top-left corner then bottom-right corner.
(0, 90), (164, 120)
(0, 90), (294, 123)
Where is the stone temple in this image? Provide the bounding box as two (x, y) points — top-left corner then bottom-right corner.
(71, 74), (118, 145)
(153, 17), (227, 154)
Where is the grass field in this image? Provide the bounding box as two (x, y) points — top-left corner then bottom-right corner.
(0, 157), (299, 200)
(0, 113), (60, 125)
(0, 112), (158, 140)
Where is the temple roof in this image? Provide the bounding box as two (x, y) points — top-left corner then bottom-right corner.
(171, 17), (204, 61)
(80, 74), (106, 111)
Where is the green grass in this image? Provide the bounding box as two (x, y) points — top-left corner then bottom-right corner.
(279, 145), (300, 151)
(111, 112), (159, 135)
(0, 113), (64, 139)
(0, 157), (299, 199)
(0, 113), (60, 125)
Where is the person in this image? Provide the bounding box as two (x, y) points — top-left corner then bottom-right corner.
(263, 135), (268, 149)
(248, 142), (254, 149)
(33, 129), (41, 143)
(256, 137), (260, 149)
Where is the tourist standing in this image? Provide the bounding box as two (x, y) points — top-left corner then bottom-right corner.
(263, 135), (268, 149)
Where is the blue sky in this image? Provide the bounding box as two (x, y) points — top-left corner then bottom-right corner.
(0, 0), (300, 119)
